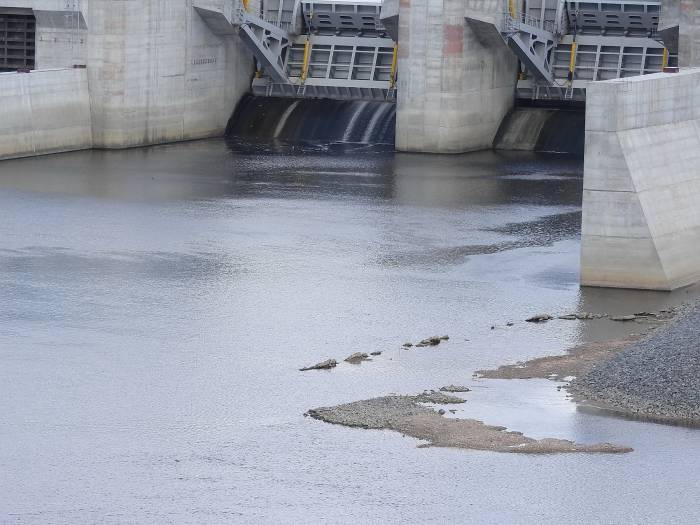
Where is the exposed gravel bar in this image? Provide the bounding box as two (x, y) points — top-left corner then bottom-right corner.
(571, 301), (700, 425)
(306, 392), (631, 453)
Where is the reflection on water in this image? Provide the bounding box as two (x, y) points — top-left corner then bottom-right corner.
(0, 138), (584, 206)
(1, 138), (699, 524)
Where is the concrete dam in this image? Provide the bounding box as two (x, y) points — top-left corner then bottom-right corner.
(0, 0), (672, 157)
(0, 0), (699, 291)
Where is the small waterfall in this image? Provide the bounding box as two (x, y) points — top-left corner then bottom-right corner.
(227, 94), (396, 145)
(361, 102), (393, 143)
(342, 101), (369, 142)
(378, 104), (397, 139)
(273, 100), (300, 138)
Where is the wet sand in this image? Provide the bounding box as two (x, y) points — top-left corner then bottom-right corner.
(476, 338), (639, 381)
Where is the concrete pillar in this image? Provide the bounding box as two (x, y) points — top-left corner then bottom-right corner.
(87, 0), (252, 149)
(581, 69), (700, 290)
(395, 0), (517, 153)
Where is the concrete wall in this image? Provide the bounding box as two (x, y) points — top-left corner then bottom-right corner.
(34, 10), (88, 69)
(0, 68), (92, 159)
(0, 0), (254, 157)
(581, 68), (700, 290)
(87, 0), (253, 149)
(395, 0), (517, 153)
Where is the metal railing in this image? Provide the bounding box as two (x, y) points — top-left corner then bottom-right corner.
(504, 12), (557, 33)
(264, 17), (293, 31)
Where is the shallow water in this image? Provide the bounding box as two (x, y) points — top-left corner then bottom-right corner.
(1, 138), (699, 524)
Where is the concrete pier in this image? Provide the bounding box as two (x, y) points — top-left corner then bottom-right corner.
(395, 0), (517, 153)
(581, 68), (700, 290)
(88, 0), (252, 149)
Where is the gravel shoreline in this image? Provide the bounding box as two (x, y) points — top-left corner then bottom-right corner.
(570, 301), (700, 425)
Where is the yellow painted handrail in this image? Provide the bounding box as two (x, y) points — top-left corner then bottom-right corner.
(300, 38), (311, 83)
(568, 41), (577, 82)
(389, 44), (398, 88)
(508, 0), (517, 18)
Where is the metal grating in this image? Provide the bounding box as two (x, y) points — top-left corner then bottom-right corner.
(301, 1), (386, 36)
(567, 1), (660, 36)
(0, 9), (35, 72)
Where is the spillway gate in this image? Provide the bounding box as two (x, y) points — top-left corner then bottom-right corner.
(194, 0), (678, 104)
(194, 0), (397, 101)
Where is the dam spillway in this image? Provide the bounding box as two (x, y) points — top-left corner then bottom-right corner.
(494, 107), (585, 156)
(228, 95), (585, 154)
(227, 94), (396, 144)
(0, 0), (676, 159)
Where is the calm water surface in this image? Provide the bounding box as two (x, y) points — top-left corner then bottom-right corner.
(1, 139), (699, 524)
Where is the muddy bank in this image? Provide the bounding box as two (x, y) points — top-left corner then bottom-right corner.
(570, 302), (700, 425)
(476, 338), (639, 381)
(476, 307), (679, 383)
(306, 392), (631, 454)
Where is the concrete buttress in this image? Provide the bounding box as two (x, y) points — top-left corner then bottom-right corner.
(581, 68), (700, 290)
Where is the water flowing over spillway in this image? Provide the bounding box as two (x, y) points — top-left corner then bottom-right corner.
(494, 107), (585, 155)
(226, 94), (396, 145)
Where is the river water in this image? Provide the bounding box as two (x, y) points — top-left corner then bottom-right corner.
(1, 139), (699, 524)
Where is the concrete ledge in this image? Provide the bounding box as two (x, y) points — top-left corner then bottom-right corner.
(193, 0), (237, 35)
(581, 68), (700, 290)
